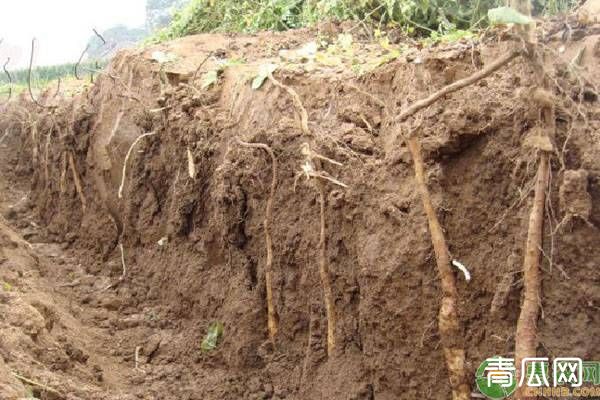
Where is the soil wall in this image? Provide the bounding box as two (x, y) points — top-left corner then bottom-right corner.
(1, 27), (599, 399)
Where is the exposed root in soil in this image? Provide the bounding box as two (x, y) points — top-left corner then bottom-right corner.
(104, 243), (127, 291)
(394, 49), (523, 124)
(68, 151), (87, 212)
(1, 22), (598, 400)
(0, 128), (9, 145)
(317, 181), (336, 356)
(119, 131), (157, 199)
(345, 83), (388, 115)
(294, 143), (348, 190)
(295, 143), (346, 356)
(515, 151), (549, 394)
(135, 345), (144, 372)
(236, 138), (279, 343)
(59, 151), (67, 194)
(268, 74), (311, 136)
(11, 372), (62, 397)
(406, 135), (469, 400)
(187, 146), (196, 179)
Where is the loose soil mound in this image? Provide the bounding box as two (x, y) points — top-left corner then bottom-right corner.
(0, 20), (599, 399)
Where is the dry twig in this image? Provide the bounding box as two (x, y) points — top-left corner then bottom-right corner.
(3, 57), (12, 101)
(27, 38), (59, 109)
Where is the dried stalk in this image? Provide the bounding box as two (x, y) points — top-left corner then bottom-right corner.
(74, 44), (90, 80)
(236, 138), (279, 343)
(3, 57), (12, 101)
(27, 38), (59, 109)
(406, 136), (469, 400)
(93, 28), (106, 44)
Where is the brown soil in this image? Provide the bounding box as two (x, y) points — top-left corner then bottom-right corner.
(0, 19), (599, 400)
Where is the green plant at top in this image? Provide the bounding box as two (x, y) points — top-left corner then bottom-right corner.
(148, 0), (579, 43)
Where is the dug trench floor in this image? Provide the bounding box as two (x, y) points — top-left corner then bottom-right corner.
(0, 132), (160, 399)
(1, 22), (600, 400)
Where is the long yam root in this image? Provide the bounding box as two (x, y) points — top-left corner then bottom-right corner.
(407, 136), (469, 400)
(236, 138), (279, 343)
(514, 151), (550, 398)
(295, 143), (343, 356)
(317, 182), (336, 355)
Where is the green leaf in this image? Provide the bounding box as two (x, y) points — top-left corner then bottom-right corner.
(201, 321), (224, 352)
(488, 6), (533, 25)
(251, 63), (278, 90)
(201, 70), (219, 89)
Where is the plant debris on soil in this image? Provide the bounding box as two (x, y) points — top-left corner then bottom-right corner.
(0, 12), (599, 400)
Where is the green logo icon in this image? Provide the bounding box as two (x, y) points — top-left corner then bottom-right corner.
(476, 356), (518, 399)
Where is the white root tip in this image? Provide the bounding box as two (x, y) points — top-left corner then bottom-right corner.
(452, 260), (471, 282)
